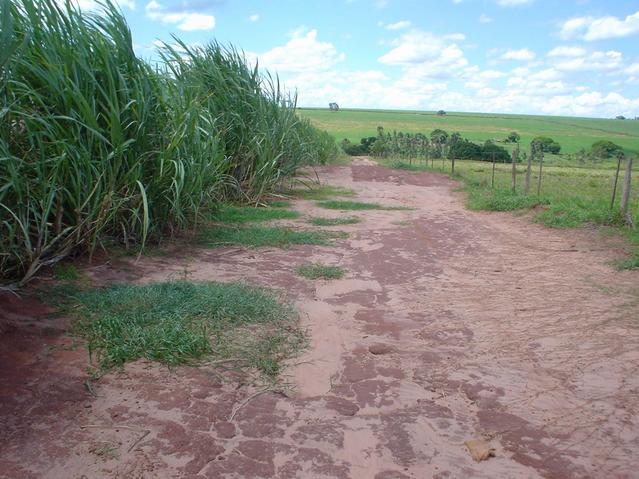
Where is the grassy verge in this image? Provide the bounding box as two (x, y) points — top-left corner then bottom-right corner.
(199, 225), (346, 248)
(211, 206), (300, 224)
(68, 281), (305, 378)
(289, 185), (356, 200)
(379, 157), (639, 268)
(297, 263), (345, 280)
(308, 216), (361, 226)
(317, 200), (411, 211)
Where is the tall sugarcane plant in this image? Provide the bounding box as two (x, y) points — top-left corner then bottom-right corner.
(0, 0), (337, 285)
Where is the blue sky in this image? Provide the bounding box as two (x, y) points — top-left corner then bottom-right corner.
(83, 0), (639, 117)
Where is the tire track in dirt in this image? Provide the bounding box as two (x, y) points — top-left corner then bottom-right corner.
(1, 159), (638, 478)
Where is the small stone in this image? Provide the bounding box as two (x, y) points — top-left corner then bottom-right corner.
(464, 439), (495, 462)
(369, 343), (394, 355)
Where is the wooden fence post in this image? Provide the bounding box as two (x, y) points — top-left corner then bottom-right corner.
(620, 156), (634, 224)
(610, 153), (623, 209)
(537, 149), (544, 196)
(451, 155), (456, 177)
(524, 145), (533, 194)
(511, 146), (518, 193)
(491, 152), (496, 188)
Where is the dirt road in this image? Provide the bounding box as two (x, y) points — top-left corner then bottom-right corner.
(2, 160), (638, 478)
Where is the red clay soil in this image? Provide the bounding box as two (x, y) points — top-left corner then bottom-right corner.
(2, 159), (639, 478)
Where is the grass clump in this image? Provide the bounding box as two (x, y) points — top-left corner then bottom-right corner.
(297, 263), (345, 280)
(317, 200), (411, 211)
(71, 281), (305, 377)
(212, 206), (300, 224)
(308, 216), (361, 226)
(465, 187), (549, 212)
(199, 225), (346, 248)
(290, 185), (356, 201)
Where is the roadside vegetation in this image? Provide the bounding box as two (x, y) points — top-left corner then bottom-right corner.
(308, 216), (362, 226)
(68, 281), (305, 378)
(0, 0), (337, 285)
(318, 200), (410, 210)
(198, 225), (346, 248)
(296, 263), (345, 280)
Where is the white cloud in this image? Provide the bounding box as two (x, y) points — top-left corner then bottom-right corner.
(249, 29), (345, 74)
(495, 0), (533, 6)
(501, 48), (536, 61)
(248, 14), (259, 22)
(378, 31), (466, 67)
(560, 10), (639, 41)
(479, 14), (493, 24)
(547, 46), (586, 57)
(552, 50), (622, 72)
(145, 1), (215, 31)
(385, 20), (411, 30)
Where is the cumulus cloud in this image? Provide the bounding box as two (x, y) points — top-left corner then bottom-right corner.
(378, 31), (466, 70)
(248, 14), (259, 23)
(560, 10), (639, 41)
(501, 48), (536, 61)
(547, 46), (587, 57)
(385, 20), (411, 30)
(145, 1), (215, 31)
(248, 29), (345, 74)
(552, 50), (622, 72)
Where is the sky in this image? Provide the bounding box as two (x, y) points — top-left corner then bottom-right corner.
(79, 0), (639, 118)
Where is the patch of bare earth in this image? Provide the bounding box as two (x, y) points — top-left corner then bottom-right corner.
(2, 158), (638, 478)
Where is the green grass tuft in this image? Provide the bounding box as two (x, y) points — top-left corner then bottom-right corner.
(211, 206), (300, 224)
(52, 263), (80, 281)
(465, 187), (549, 212)
(297, 263), (346, 280)
(290, 185), (356, 200)
(199, 225), (346, 248)
(317, 200), (411, 211)
(70, 281), (305, 376)
(308, 216), (361, 226)
(269, 200), (292, 208)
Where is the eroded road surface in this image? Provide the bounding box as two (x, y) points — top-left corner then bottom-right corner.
(2, 160), (639, 478)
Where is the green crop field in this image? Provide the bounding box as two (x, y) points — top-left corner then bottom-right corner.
(299, 108), (639, 156)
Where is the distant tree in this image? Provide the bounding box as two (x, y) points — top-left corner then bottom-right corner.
(448, 139), (482, 160)
(591, 140), (623, 159)
(329, 102), (340, 112)
(615, 115), (626, 120)
(430, 129), (449, 145)
(437, 110), (446, 116)
(505, 131), (521, 143)
(531, 136), (561, 154)
(369, 139), (387, 157)
(482, 140), (511, 162)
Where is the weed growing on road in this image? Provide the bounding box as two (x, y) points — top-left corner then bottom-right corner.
(212, 206), (300, 224)
(297, 263), (345, 280)
(308, 216), (361, 226)
(199, 225), (346, 248)
(317, 200), (411, 211)
(71, 281), (305, 377)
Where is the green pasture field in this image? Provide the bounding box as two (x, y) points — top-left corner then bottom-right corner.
(299, 108), (639, 157)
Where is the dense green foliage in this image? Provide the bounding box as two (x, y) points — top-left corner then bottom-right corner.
(0, 0), (336, 284)
(591, 140), (623, 159)
(532, 136), (562, 154)
(72, 281), (304, 376)
(341, 127), (512, 162)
